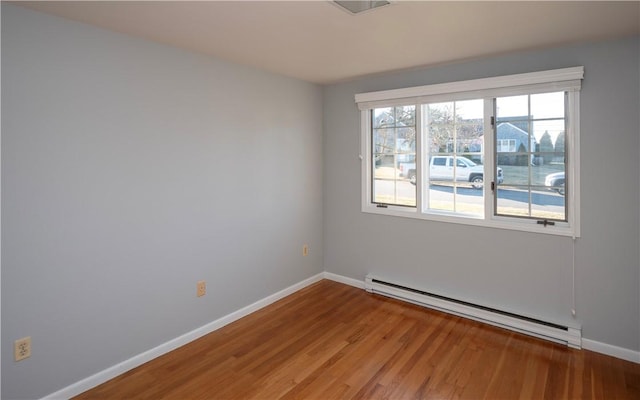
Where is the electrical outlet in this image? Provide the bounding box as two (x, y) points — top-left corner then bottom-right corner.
(303, 244), (309, 257)
(197, 280), (206, 297)
(14, 337), (31, 361)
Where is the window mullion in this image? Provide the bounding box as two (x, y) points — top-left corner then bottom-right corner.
(415, 104), (423, 213)
(393, 115), (399, 204)
(528, 95), (533, 218)
(452, 106), (457, 213)
(485, 99), (495, 219)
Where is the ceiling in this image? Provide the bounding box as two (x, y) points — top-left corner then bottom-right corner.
(15, 1), (640, 84)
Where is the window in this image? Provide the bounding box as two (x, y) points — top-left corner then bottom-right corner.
(497, 139), (516, 153)
(357, 67), (582, 236)
(495, 92), (568, 222)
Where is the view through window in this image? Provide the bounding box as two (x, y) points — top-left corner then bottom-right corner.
(372, 106), (416, 207)
(495, 92), (567, 221)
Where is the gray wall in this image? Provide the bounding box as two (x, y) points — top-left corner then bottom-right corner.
(323, 37), (639, 352)
(1, 5), (323, 399)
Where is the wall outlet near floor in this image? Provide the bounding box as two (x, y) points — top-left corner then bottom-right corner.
(303, 244), (309, 257)
(197, 280), (206, 297)
(14, 336), (31, 361)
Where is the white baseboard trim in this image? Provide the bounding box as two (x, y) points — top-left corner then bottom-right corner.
(323, 271), (365, 289)
(41, 272), (325, 400)
(582, 338), (640, 364)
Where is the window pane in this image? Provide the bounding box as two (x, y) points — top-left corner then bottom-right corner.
(457, 122), (483, 153)
(495, 92), (567, 221)
(373, 107), (394, 128)
(496, 95), (528, 118)
(430, 125), (454, 154)
(429, 184), (455, 212)
(396, 127), (416, 153)
(372, 162), (417, 207)
(531, 92), (564, 119)
(453, 186), (485, 215)
(423, 100), (484, 218)
(456, 99), (484, 120)
(531, 186), (565, 220)
(395, 105), (416, 126)
(427, 102), (454, 124)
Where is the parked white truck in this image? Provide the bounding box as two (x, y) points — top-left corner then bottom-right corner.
(400, 155), (503, 189)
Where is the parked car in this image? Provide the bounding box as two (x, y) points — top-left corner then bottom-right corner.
(404, 156), (504, 189)
(545, 171), (565, 195)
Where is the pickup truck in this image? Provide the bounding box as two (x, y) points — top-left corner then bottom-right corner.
(401, 156), (503, 189)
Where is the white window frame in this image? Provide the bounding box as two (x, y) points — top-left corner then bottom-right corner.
(357, 67), (582, 237)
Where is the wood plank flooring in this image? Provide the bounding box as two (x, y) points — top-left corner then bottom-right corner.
(75, 280), (640, 399)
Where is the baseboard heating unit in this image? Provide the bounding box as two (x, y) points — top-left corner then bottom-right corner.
(364, 275), (581, 349)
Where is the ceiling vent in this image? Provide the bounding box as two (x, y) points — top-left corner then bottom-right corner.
(333, 1), (391, 15)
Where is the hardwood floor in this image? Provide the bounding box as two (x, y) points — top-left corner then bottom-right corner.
(75, 280), (640, 399)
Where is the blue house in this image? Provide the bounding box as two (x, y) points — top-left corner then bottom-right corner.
(496, 122), (537, 165)
(462, 120), (536, 165)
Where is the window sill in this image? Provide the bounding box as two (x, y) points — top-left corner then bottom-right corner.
(362, 204), (579, 237)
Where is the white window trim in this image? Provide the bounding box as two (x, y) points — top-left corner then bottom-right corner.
(356, 67), (583, 109)
(357, 67), (582, 237)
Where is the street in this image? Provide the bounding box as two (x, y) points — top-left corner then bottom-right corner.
(374, 179), (565, 219)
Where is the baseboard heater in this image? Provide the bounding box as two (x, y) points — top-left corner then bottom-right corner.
(364, 275), (581, 349)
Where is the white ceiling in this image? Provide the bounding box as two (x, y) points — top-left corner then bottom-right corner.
(16, 1), (640, 84)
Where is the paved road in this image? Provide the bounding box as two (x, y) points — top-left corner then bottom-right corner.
(430, 184), (565, 207)
(375, 179), (565, 214)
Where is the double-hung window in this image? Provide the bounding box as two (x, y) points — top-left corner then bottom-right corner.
(357, 67), (583, 236)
